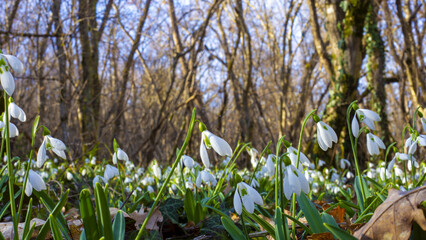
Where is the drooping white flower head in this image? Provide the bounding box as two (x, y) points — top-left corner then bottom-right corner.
(0, 119), (19, 138)
(196, 170), (217, 188)
(113, 148), (129, 164)
(233, 182), (263, 215)
(250, 179), (259, 188)
(104, 164), (119, 182)
(0, 66), (15, 96)
(248, 147), (259, 168)
(286, 146), (310, 171)
(152, 162), (162, 179)
(318, 159), (326, 167)
(1, 54), (25, 74)
(283, 165), (309, 200)
(25, 170), (47, 196)
(66, 171), (73, 181)
(266, 154), (275, 177)
(181, 155), (195, 169)
(366, 133), (385, 156)
(352, 109), (381, 137)
(8, 102), (26, 122)
(37, 135), (67, 167)
(340, 159), (351, 169)
(200, 130), (232, 168)
(316, 121), (338, 151)
(93, 175), (105, 187)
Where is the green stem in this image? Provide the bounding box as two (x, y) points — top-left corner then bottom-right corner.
(248, 141), (271, 184)
(384, 142), (396, 183)
(240, 211), (250, 239)
(413, 106), (421, 129)
(274, 136), (285, 206)
(292, 109), (316, 236)
(135, 108), (196, 240)
(346, 101), (366, 203)
(4, 92), (18, 240)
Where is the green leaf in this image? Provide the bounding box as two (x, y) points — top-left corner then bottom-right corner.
(80, 189), (99, 240)
(50, 214), (63, 240)
(243, 209), (275, 239)
(354, 176), (366, 211)
(23, 222), (36, 240)
(31, 115), (40, 146)
(0, 231), (5, 240)
(274, 207), (290, 240)
(184, 188), (195, 222)
(112, 210), (125, 240)
(22, 198), (33, 238)
(35, 189), (71, 240)
(297, 193), (327, 234)
(113, 139), (119, 152)
(321, 213), (339, 238)
(323, 223), (357, 240)
(220, 216), (246, 240)
(95, 183), (113, 240)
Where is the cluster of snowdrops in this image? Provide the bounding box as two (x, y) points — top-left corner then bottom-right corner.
(1, 52), (426, 239)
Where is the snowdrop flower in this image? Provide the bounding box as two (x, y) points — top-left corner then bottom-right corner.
(266, 154), (275, 177)
(8, 102), (26, 122)
(421, 117), (426, 132)
(181, 155), (195, 169)
(346, 171), (354, 179)
(152, 163), (162, 179)
(318, 159), (326, 167)
(37, 135), (67, 167)
(104, 164), (119, 182)
(248, 148), (259, 168)
(66, 171), (73, 181)
(90, 157), (96, 165)
(1, 54), (24, 74)
(250, 179), (259, 188)
(283, 165), (309, 200)
(352, 109), (381, 137)
(233, 182), (263, 215)
(405, 134), (426, 154)
(340, 159), (351, 169)
(113, 148), (129, 164)
(147, 186), (154, 193)
(287, 146), (310, 171)
(316, 121), (338, 151)
(0, 66), (15, 96)
(366, 133), (385, 156)
(196, 170), (217, 187)
(407, 158), (419, 171)
(25, 170), (47, 196)
(387, 152), (409, 172)
(200, 130), (233, 168)
(82, 169), (87, 176)
(93, 175), (105, 187)
(0, 120), (19, 138)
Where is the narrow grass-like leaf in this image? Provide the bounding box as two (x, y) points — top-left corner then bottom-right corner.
(243, 208), (275, 239)
(80, 189), (99, 240)
(184, 188), (195, 222)
(22, 198), (33, 238)
(221, 216), (246, 240)
(23, 222), (36, 240)
(274, 207), (290, 240)
(355, 176), (365, 211)
(323, 223), (357, 240)
(95, 182), (113, 240)
(0, 231), (5, 240)
(31, 115), (40, 146)
(112, 210), (125, 240)
(50, 214), (63, 240)
(297, 193), (327, 233)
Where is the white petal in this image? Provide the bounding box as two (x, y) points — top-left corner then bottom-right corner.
(200, 140), (210, 168)
(319, 124), (333, 148)
(203, 131), (233, 156)
(387, 158), (395, 172)
(405, 136), (413, 148)
(397, 153), (410, 160)
(25, 181), (33, 196)
(8, 123), (19, 137)
(196, 173), (202, 188)
(418, 135), (426, 146)
(37, 140), (47, 168)
(408, 142), (417, 154)
(1, 69), (15, 96)
(352, 116), (359, 137)
(3, 54), (24, 74)
(422, 118), (426, 132)
(242, 194), (254, 213)
(117, 148), (129, 161)
(52, 148), (66, 159)
(317, 128), (328, 151)
(233, 190), (242, 215)
(373, 135), (386, 149)
(299, 152), (310, 166)
(288, 168), (301, 196)
(283, 171), (292, 200)
(297, 170), (310, 194)
(366, 134), (377, 155)
(243, 182), (263, 206)
(0, 121), (4, 129)
(47, 136), (66, 151)
(362, 117), (376, 130)
(29, 170), (46, 191)
(104, 165), (119, 182)
(112, 152), (117, 164)
(323, 122), (338, 142)
(360, 109), (381, 121)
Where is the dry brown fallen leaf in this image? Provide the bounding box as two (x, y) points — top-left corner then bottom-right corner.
(0, 218), (45, 240)
(306, 232), (334, 240)
(128, 206), (163, 231)
(354, 185), (426, 240)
